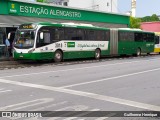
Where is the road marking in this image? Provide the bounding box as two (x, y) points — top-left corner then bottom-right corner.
(0, 98), (53, 111)
(0, 79), (160, 111)
(46, 105), (88, 120)
(55, 105), (88, 111)
(26, 101), (68, 120)
(0, 90), (12, 93)
(0, 58), (160, 79)
(63, 109), (100, 120)
(61, 67), (160, 88)
(32, 101), (68, 111)
(95, 117), (109, 120)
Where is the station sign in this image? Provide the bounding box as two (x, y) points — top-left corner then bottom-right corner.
(8, 1), (82, 20)
(8, 2), (18, 14)
(4, 1), (129, 25)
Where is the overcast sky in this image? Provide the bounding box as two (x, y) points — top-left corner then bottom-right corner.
(118, 0), (160, 17)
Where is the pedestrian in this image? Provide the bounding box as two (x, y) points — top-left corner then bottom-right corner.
(4, 35), (11, 58)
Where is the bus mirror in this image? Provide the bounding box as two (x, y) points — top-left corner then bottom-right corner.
(40, 32), (44, 39)
(8, 33), (11, 39)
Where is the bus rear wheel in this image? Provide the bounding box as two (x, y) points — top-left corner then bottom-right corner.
(54, 50), (63, 62)
(95, 49), (101, 60)
(136, 48), (141, 56)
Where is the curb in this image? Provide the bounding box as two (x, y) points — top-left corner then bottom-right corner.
(0, 57), (14, 62)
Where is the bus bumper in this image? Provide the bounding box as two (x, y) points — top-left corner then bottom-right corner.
(13, 52), (54, 60)
(154, 48), (160, 53)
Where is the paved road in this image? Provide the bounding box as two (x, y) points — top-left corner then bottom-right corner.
(0, 55), (160, 120)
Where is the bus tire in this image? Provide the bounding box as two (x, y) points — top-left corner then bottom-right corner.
(95, 49), (101, 60)
(54, 50), (63, 62)
(136, 48), (141, 56)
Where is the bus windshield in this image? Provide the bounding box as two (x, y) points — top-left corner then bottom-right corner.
(14, 30), (35, 49)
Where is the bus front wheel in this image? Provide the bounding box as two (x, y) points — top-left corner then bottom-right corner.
(54, 50), (63, 62)
(95, 49), (101, 60)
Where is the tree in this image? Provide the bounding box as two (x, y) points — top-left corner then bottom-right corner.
(150, 14), (159, 21)
(141, 16), (151, 22)
(141, 14), (159, 22)
(36, 0), (44, 2)
(130, 16), (141, 28)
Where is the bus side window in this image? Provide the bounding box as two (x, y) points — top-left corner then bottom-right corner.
(119, 32), (127, 41)
(135, 33), (143, 42)
(86, 30), (96, 40)
(106, 31), (110, 41)
(142, 33), (147, 42)
(64, 28), (85, 40)
(64, 28), (77, 40)
(54, 28), (64, 41)
(36, 27), (52, 48)
(0, 32), (3, 44)
(128, 32), (134, 41)
(147, 34), (154, 42)
(96, 30), (105, 41)
(44, 33), (51, 43)
(76, 29), (84, 40)
(36, 32), (44, 47)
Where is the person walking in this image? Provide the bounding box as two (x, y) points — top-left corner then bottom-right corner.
(4, 35), (11, 58)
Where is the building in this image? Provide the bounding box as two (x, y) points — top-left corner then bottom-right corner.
(34, 0), (117, 13)
(68, 0), (118, 13)
(42, 0), (69, 6)
(141, 22), (160, 32)
(0, 0), (129, 59)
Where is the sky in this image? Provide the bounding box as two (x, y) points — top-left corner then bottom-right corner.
(118, 0), (160, 17)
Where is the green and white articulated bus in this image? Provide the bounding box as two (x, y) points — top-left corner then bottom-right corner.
(13, 22), (155, 62)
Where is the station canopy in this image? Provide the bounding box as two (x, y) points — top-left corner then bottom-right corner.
(0, 0), (130, 28)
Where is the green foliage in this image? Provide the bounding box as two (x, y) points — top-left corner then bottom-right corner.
(141, 14), (159, 22)
(130, 16), (141, 28)
(36, 0), (44, 2)
(130, 14), (160, 28)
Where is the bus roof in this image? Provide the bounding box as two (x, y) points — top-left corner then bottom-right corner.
(21, 22), (109, 30)
(118, 28), (154, 34)
(19, 22), (155, 34)
(118, 28), (142, 31)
